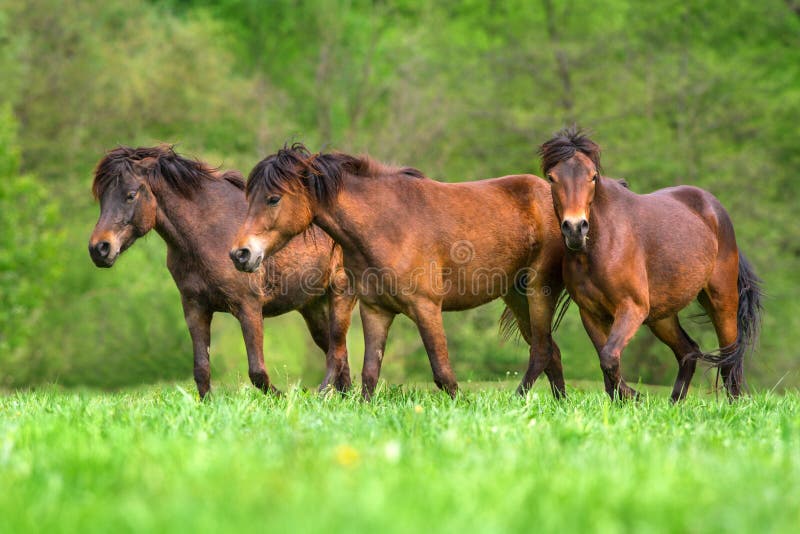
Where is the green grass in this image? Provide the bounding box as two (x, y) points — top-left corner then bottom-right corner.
(1, 381), (798, 533)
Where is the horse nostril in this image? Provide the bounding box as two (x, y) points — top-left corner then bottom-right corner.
(96, 241), (110, 258)
(233, 247), (251, 264)
(561, 220), (571, 234)
(580, 219), (589, 235)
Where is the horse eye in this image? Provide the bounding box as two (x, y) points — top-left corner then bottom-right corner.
(547, 174), (555, 183)
(126, 191), (138, 202)
(592, 173), (598, 182)
(267, 195), (282, 206)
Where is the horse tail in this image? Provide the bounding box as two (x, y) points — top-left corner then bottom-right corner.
(729, 252), (764, 386)
(551, 290), (572, 332)
(498, 288), (572, 342)
(498, 306), (520, 342)
(698, 251), (763, 389)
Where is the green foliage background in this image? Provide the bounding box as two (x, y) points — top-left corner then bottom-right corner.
(0, 0), (798, 390)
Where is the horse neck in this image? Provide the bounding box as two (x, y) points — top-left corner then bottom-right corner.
(310, 174), (379, 256)
(585, 177), (622, 256)
(591, 176), (613, 217)
(153, 181), (239, 256)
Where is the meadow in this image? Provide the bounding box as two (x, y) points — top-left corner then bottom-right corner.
(2, 381), (798, 533)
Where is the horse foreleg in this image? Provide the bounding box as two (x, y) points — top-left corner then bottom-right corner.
(360, 303), (395, 400)
(302, 287), (355, 394)
(329, 287), (355, 392)
(599, 305), (647, 401)
(299, 301), (336, 392)
(238, 305), (279, 395)
(182, 299), (212, 399)
(579, 309), (617, 393)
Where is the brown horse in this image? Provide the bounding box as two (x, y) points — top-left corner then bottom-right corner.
(88, 145), (355, 398)
(540, 128), (762, 401)
(229, 144), (568, 399)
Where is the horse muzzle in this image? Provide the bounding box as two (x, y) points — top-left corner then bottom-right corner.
(230, 246), (263, 273)
(88, 239), (119, 267)
(561, 217), (589, 252)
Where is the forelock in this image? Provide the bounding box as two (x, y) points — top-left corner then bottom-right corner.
(246, 143), (312, 197)
(539, 127), (602, 175)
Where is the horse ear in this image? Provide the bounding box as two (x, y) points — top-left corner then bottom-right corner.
(133, 157), (158, 172)
(300, 154), (320, 181)
(302, 167), (317, 181)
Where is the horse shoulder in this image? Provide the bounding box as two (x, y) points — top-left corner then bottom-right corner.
(165, 249), (210, 302)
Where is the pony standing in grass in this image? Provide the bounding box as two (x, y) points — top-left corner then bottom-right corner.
(540, 129), (762, 401)
(230, 144), (568, 399)
(89, 145), (355, 398)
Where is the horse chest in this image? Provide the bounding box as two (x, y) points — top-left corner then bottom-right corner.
(564, 259), (616, 319)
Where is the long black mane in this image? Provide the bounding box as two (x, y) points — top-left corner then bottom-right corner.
(246, 143), (425, 206)
(93, 144), (244, 200)
(245, 143), (316, 197)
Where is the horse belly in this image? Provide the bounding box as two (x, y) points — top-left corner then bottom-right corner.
(441, 291), (498, 312)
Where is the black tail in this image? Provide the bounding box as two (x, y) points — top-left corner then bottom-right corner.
(498, 306), (520, 342)
(498, 290), (572, 343)
(698, 252), (763, 389)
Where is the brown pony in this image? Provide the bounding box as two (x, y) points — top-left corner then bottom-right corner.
(541, 128), (762, 401)
(88, 145), (355, 398)
(229, 144), (568, 399)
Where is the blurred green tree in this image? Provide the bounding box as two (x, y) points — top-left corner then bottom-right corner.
(0, 105), (64, 385)
(0, 0), (797, 389)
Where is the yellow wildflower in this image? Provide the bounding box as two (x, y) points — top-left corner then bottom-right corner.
(334, 445), (360, 467)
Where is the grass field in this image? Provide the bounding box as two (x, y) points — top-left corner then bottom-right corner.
(1, 380), (798, 533)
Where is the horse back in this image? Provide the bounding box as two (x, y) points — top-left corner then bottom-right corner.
(648, 185), (737, 249)
(444, 173), (559, 253)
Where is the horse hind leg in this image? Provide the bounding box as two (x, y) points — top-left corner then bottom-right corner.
(360, 303), (396, 400)
(698, 281), (742, 399)
(238, 304), (280, 395)
(504, 278), (566, 399)
(411, 300), (458, 398)
(647, 315), (699, 402)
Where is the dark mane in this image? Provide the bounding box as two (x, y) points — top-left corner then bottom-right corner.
(245, 143), (314, 197)
(92, 144), (244, 200)
(539, 127), (603, 175)
(246, 143), (425, 206)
